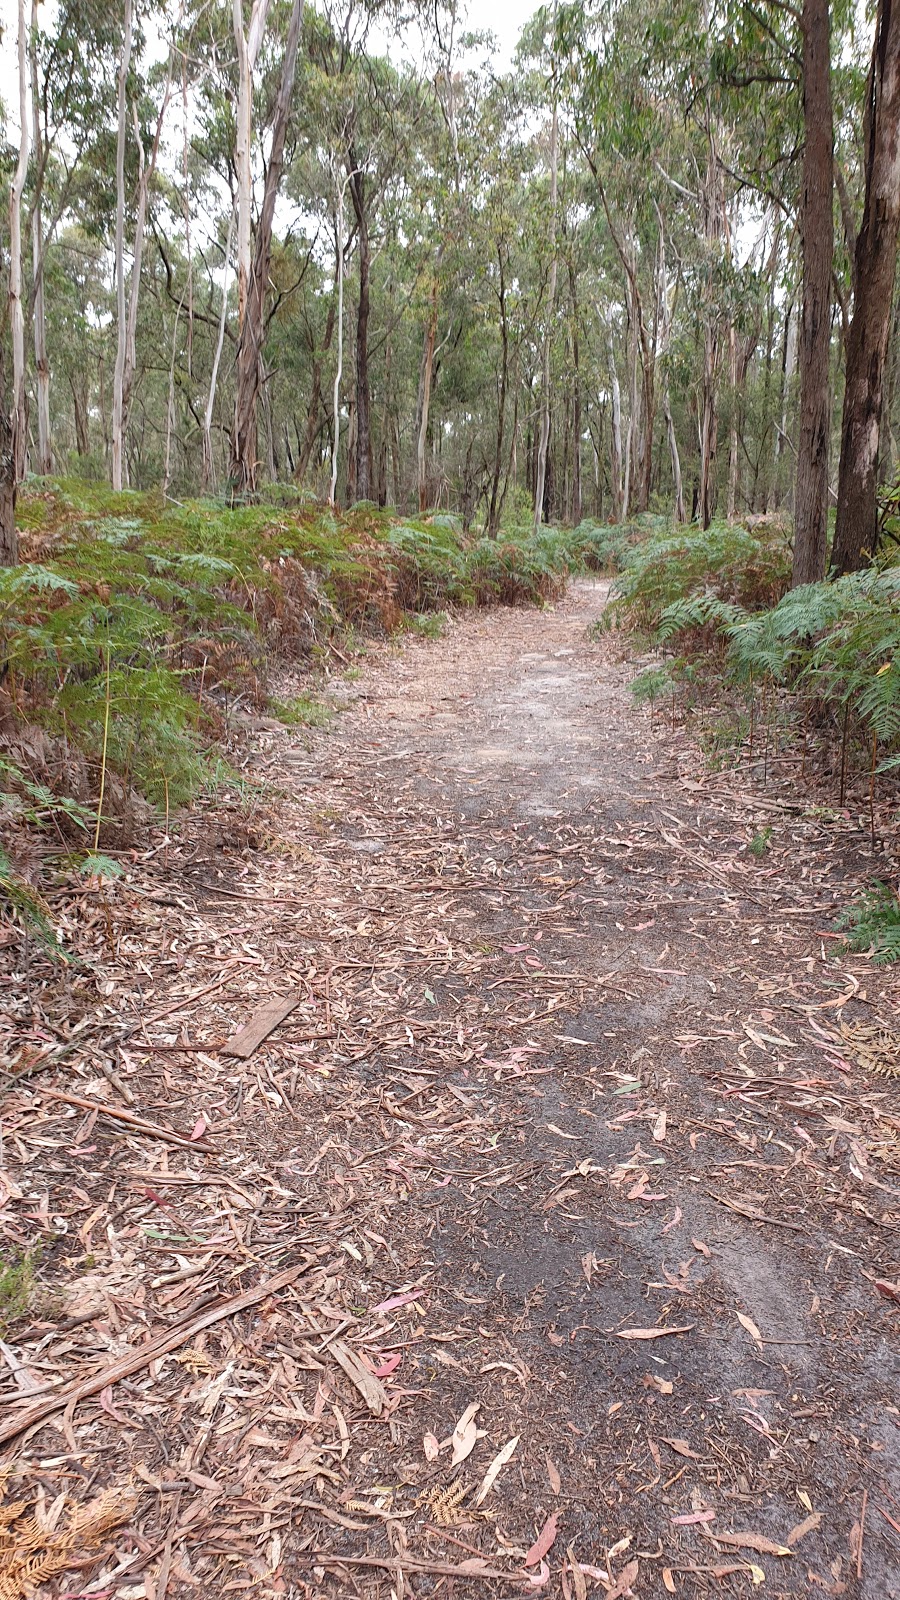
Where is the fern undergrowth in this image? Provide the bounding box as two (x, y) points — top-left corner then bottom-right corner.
(1, 483), (617, 951)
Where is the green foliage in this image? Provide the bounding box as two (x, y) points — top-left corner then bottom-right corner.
(609, 519), (790, 634)
(749, 827), (772, 858)
(0, 1251), (36, 1330)
(269, 694), (334, 727)
(613, 519), (900, 778)
(0, 850), (62, 956)
(836, 884), (900, 964)
(2, 488), (607, 880)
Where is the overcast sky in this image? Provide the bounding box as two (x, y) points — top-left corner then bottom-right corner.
(0, 0), (541, 121)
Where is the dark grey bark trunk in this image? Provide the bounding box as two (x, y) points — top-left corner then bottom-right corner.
(832, 0), (900, 573)
(793, 0), (834, 587)
(487, 250), (509, 534)
(230, 0), (304, 494)
(348, 162), (372, 502)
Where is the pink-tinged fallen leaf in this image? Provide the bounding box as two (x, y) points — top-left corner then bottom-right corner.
(736, 1311), (764, 1349)
(692, 1237), (711, 1257)
(605, 1559), (639, 1599)
(372, 1353), (402, 1378)
(546, 1454), (561, 1495)
(662, 1569), (676, 1594)
(473, 1434), (519, 1505)
(190, 1116), (208, 1141)
(615, 1324), (694, 1340)
(786, 1510), (821, 1546)
(371, 1289), (424, 1314)
(502, 944), (530, 953)
(874, 1278), (900, 1301)
(99, 1385), (129, 1424)
(631, 919), (656, 931)
(652, 1110), (667, 1141)
(662, 1206), (683, 1233)
(714, 1530), (792, 1556)
(423, 1431), (440, 1462)
(450, 1402), (482, 1465)
(644, 1373), (673, 1395)
(525, 1512), (559, 1567)
(672, 1508), (716, 1525)
(523, 1560), (550, 1589)
(662, 1437), (702, 1460)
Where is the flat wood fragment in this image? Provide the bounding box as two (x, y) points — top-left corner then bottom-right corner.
(223, 993), (301, 1058)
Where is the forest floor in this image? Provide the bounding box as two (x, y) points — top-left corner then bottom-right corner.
(2, 579), (899, 1600)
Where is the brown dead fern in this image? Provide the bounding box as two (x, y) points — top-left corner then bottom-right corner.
(0, 1481), (136, 1600)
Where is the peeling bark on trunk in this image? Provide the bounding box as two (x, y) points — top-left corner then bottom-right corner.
(233, 0), (272, 334)
(793, 0), (834, 586)
(833, 0), (900, 573)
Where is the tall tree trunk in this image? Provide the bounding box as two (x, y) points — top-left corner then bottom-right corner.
(832, 0), (900, 573)
(9, 0), (31, 485)
(609, 336), (624, 521)
(111, 0), (134, 491)
(30, 0), (51, 475)
(348, 163), (372, 502)
(328, 177), (346, 507)
(231, 0), (305, 493)
(663, 389), (686, 523)
(771, 299), (797, 509)
(202, 206), (235, 490)
(0, 368), (17, 566)
(416, 276), (440, 515)
(70, 373), (90, 458)
(487, 248), (509, 534)
(569, 259), (582, 525)
(534, 60), (559, 531)
(727, 326), (739, 521)
(233, 0), (272, 333)
(793, 0), (834, 586)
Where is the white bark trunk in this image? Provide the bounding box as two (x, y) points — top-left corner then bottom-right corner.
(329, 179), (345, 507)
(233, 0), (273, 332)
(9, 0), (31, 483)
(111, 0), (134, 491)
(30, 0), (51, 474)
(203, 206), (236, 490)
(533, 20), (559, 532)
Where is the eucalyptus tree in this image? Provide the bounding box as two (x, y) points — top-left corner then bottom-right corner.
(832, 0), (900, 572)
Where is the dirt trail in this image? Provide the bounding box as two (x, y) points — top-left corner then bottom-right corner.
(4, 581), (899, 1600)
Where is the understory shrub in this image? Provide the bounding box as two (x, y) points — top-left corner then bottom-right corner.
(1, 485), (618, 942)
(612, 511), (900, 959)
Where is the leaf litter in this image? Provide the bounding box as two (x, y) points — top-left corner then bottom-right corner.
(0, 582), (897, 1595)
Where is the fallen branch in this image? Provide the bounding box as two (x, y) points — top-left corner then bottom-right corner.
(0, 1257), (322, 1447)
(37, 1088), (216, 1152)
(302, 1552), (535, 1584)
